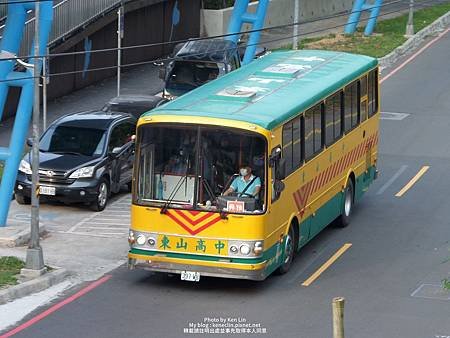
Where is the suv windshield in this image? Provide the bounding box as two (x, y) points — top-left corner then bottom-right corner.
(166, 61), (226, 94)
(135, 124), (266, 214)
(40, 125), (106, 157)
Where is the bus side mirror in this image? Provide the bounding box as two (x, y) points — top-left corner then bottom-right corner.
(273, 179), (285, 194)
(275, 158), (286, 181)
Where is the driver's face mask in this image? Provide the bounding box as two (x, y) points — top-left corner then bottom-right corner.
(240, 168), (248, 176)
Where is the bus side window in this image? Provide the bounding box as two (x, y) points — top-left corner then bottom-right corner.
(344, 81), (359, 133)
(368, 69), (378, 117)
(334, 92), (342, 140)
(359, 75), (368, 122)
(292, 117), (302, 169)
(325, 93), (342, 145)
(282, 116), (302, 176)
(282, 122), (293, 175)
(304, 110), (314, 160)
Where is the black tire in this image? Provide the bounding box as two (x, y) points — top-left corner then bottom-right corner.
(336, 179), (354, 228)
(90, 178), (109, 212)
(15, 193), (31, 205)
(277, 225), (296, 275)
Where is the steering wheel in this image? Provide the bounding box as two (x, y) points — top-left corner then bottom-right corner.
(239, 192), (255, 198)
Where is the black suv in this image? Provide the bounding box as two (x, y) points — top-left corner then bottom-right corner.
(15, 111), (137, 211)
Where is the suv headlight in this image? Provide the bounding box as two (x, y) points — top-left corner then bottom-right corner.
(69, 166), (95, 179)
(19, 160), (32, 175)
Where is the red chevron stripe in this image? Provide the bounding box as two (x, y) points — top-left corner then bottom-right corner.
(318, 169), (327, 191)
(174, 210), (216, 226)
(324, 165), (332, 186)
(306, 180), (314, 200)
(311, 175), (320, 195)
(187, 210), (201, 216)
(166, 211), (221, 235)
(357, 142), (365, 159)
(328, 162), (337, 183)
(351, 147), (358, 164)
(337, 157), (345, 175)
(293, 191), (302, 211)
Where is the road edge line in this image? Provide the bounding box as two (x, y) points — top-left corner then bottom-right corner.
(0, 275), (112, 338)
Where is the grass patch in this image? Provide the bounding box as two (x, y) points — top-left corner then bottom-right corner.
(291, 3), (450, 57)
(0, 256), (25, 288)
(443, 278), (450, 291)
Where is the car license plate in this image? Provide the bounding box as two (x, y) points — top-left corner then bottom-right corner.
(181, 271), (200, 282)
(40, 186), (56, 196)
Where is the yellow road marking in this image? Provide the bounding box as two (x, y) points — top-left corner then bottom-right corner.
(395, 166), (430, 197)
(301, 243), (352, 287)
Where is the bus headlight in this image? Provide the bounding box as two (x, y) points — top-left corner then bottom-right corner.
(128, 231), (135, 245)
(230, 245), (239, 254)
(136, 235), (146, 245)
(240, 244), (251, 255)
(253, 241), (263, 255)
(148, 237), (156, 246)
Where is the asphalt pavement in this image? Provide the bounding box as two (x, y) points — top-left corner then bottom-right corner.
(1, 24), (450, 338)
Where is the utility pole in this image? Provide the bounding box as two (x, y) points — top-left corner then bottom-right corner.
(42, 47), (49, 131)
(293, 0), (299, 50)
(23, 2), (45, 277)
(405, 0), (414, 37)
(117, 4), (124, 97)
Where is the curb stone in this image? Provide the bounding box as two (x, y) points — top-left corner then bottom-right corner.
(0, 268), (70, 305)
(0, 224), (47, 248)
(379, 9), (450, 68)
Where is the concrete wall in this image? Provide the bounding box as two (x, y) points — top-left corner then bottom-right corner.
(201, 0), (354, 37)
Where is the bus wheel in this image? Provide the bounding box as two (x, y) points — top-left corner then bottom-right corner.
(336, 178), (354, 228)
(277, 226), (295, 274)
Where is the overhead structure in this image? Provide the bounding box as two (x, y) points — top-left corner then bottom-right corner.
(344, 0), (383, 36)
(0, 0), (53, 227)
(226, 0), (269, 65)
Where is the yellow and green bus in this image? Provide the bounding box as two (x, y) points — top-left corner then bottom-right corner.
(128, 49), (379, 281)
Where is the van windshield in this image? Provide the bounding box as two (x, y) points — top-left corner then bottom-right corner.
(134, 124), (266, 214)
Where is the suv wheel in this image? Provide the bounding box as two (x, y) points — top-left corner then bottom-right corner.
(91, 179), (109, 211)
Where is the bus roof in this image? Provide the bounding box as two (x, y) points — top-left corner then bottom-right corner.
(146, 50), (378, 130)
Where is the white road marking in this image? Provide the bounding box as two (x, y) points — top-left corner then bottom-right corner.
(376, 165), (408, 195)
(55, 231), (125, 238)
(83, 222), (129, 226)
(380, 112), (410, 120)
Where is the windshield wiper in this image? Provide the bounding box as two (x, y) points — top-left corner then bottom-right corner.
(160, 159), (191, 214)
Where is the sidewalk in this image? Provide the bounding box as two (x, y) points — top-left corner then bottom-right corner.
(0, 63), (163, 292)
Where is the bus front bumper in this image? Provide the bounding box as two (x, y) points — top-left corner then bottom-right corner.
(128, 254), (268, 281)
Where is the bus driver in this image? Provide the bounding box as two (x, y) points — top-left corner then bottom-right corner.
(224, 165), (261, 198)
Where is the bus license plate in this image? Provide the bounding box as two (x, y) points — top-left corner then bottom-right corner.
(40, 186), (56, 196)
(181, 271), (200, 282)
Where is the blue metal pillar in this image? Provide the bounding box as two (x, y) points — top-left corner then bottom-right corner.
(226, 0), (269, 65)
(344, 0), (383, 36)
(0, 0), (53, 227)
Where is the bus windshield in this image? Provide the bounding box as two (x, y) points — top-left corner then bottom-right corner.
(135, 124), (266, 214)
